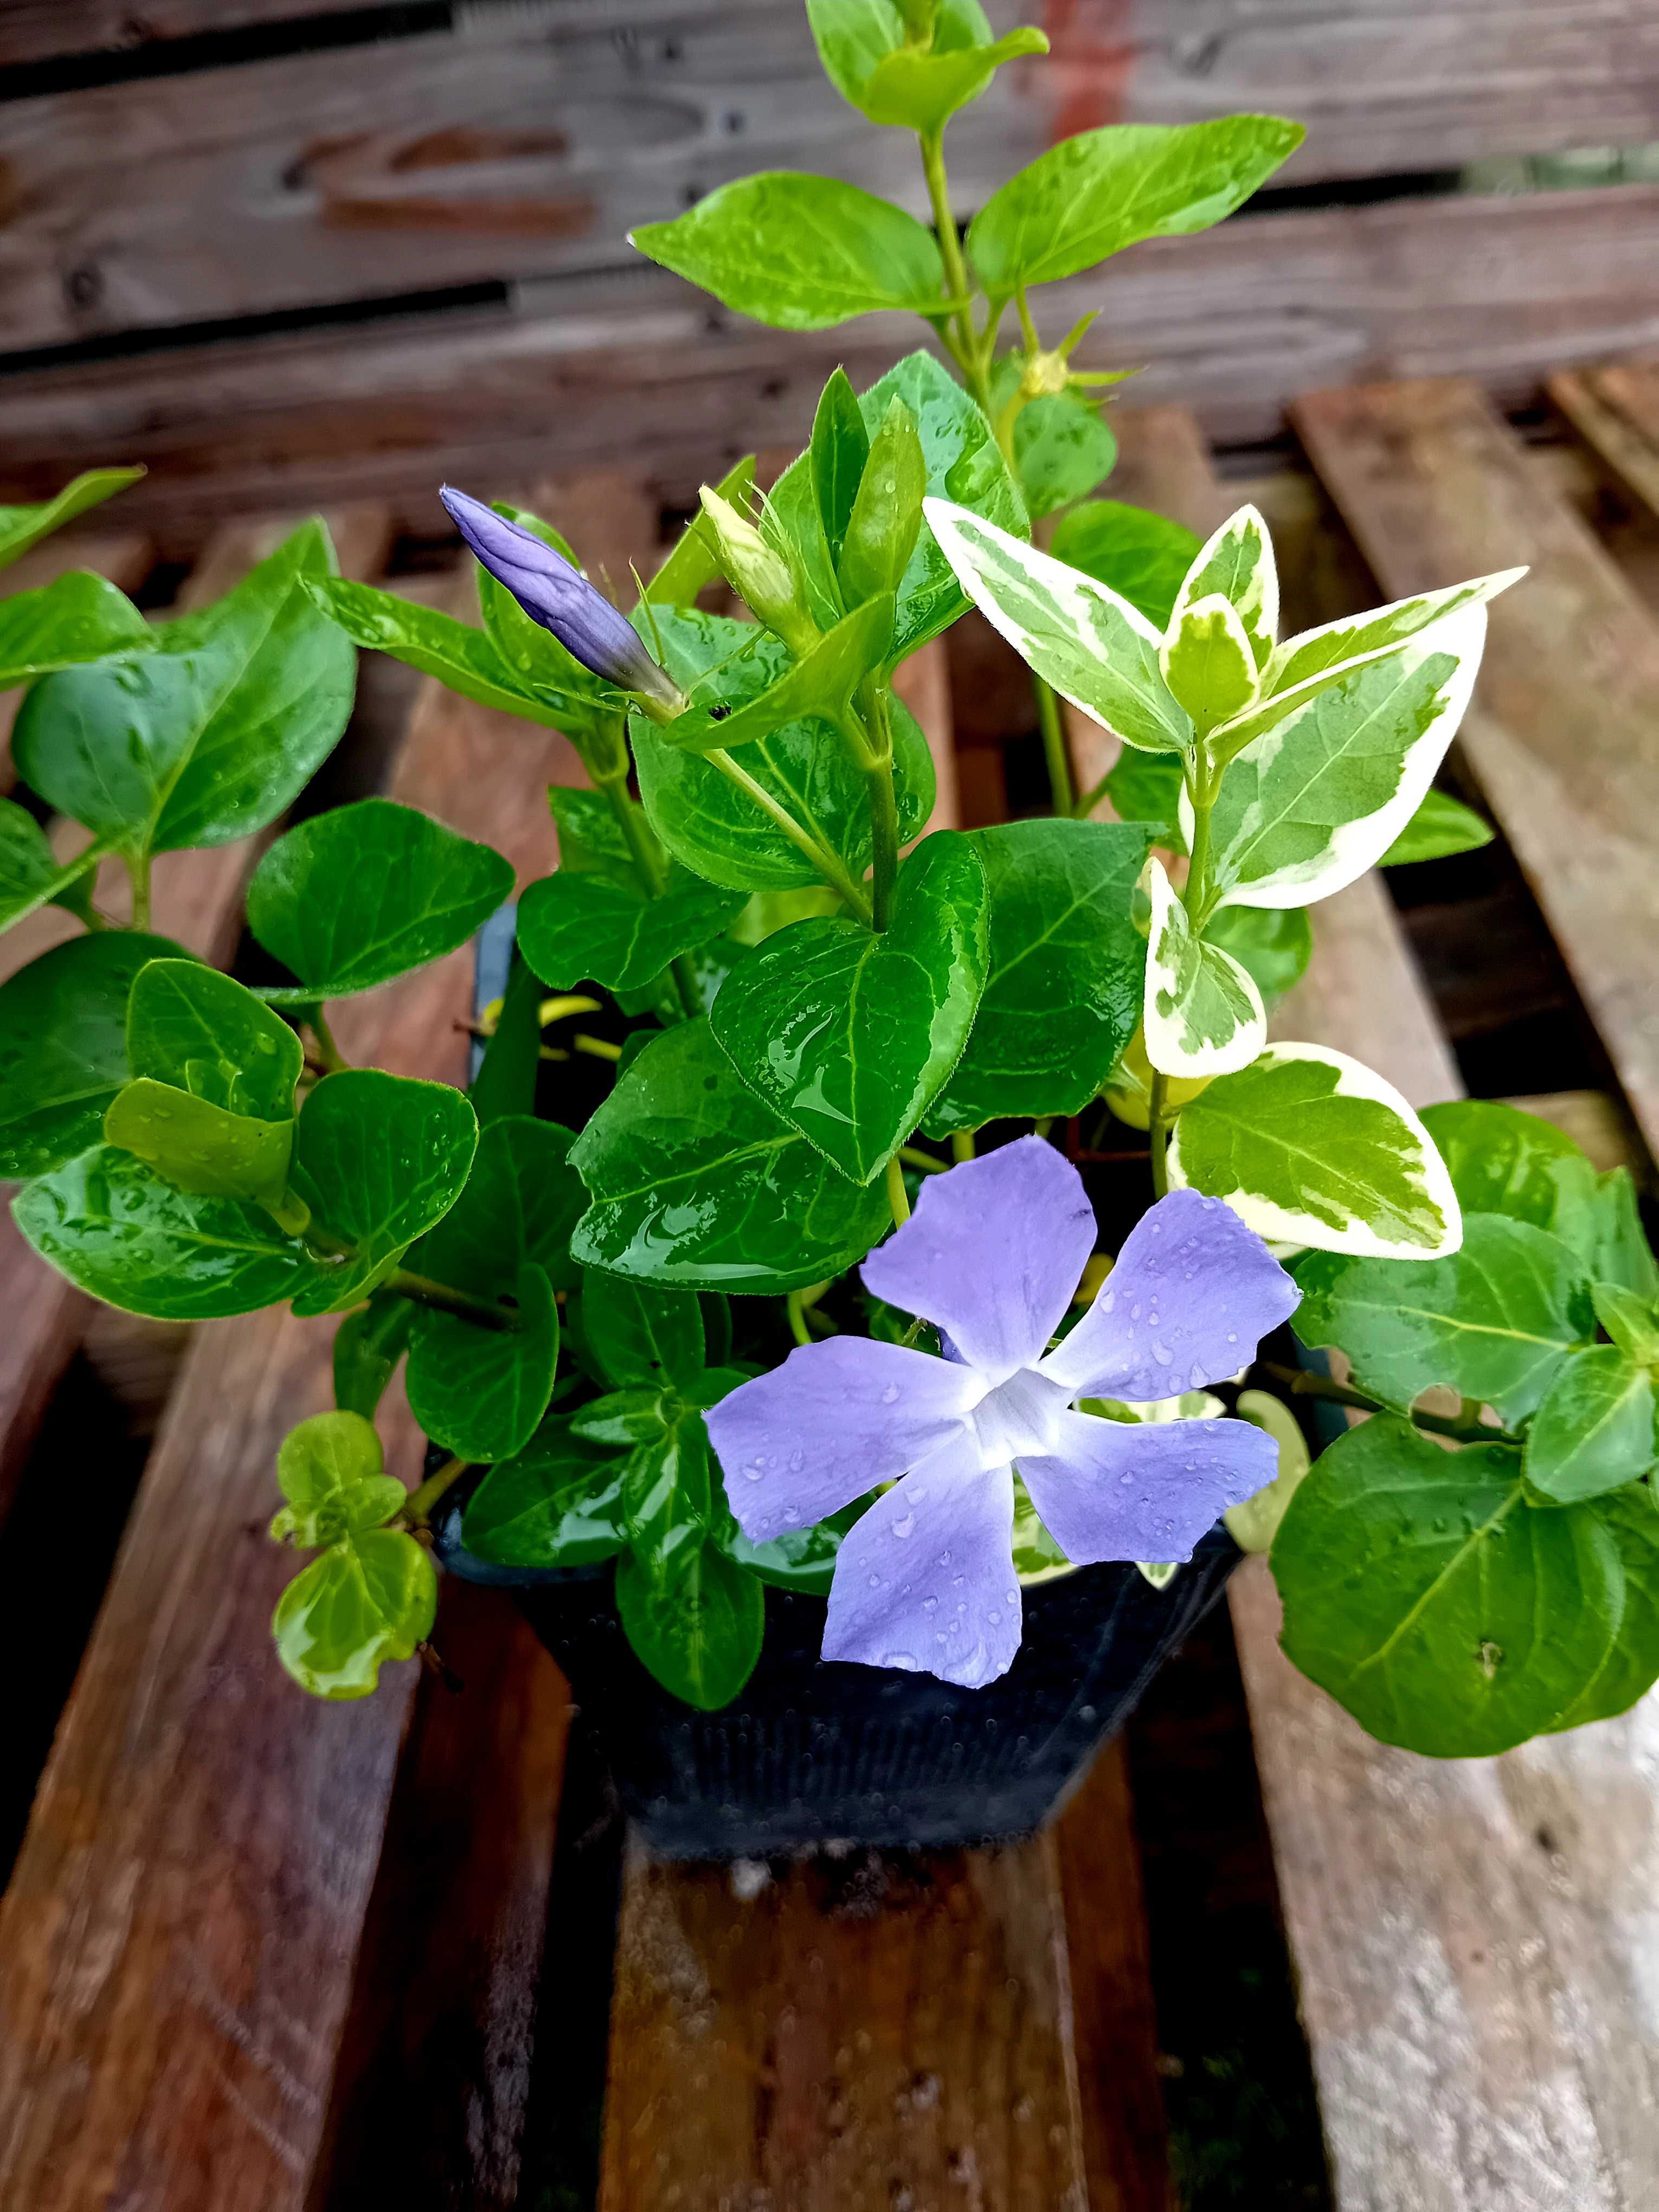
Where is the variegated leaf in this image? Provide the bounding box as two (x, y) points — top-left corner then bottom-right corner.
(923, 498), (1193, 756)
(1266, 567), (1525, 696)
(1170, 505), (1277, 672)
(1142, 857), (1265, 1078)
(1159, 592), (1258, 733)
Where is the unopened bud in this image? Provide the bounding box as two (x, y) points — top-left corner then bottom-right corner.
(698, 487), (818, 655)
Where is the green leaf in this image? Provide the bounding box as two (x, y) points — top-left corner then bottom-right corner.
(269, 1409), (406, 1547)
(570, 1016), (891, 1291)
(105, 1077), (292, 1205)
(1583, 1168), (1659, 1300)
(421, 1111), (587, 1297)
(1379, 788), (1494, 867)
(461, 1418), (628, 1568)
(0, 931), (189, 1179)
(273, 1527), (436, 1700)
(1205, 904), (1311, 1012)
(1546, 1486), (1659, 1731)
(768, 353), (1028, 661)
(1168, 1042), (1461, 1257)
(634, 605), (933, 892)
(518, 864), (745, 996)
(1417, 1099), (1592, 1235)
(288, 1070), (477, 1316)
(1142, 854), (1264, 1078)
(1222, 1388), (1311, 1554)
(581, 1266), (706, 1388)
(1205, 610), (1487, 909)
(1525, 1345), (1657, 1503)
(1272, 1416), (1619, 1757)
(923, 819), (1150, 1131)
(308, 576), (599, 732)
(548, 784), (652, 886)
(333, 1291), (414, 1418)
(246, 799), (513, 1001)
(1049, 500), (1201, 628)
(406, 1261), (560, 1464)
(719, 1503), (860, 1596)
(1593, 1282), (1659, 1360)
(0, 799), (94, 933)
(838, 397), (927, 610)
(570, 1388), (668, 1448)
(811, 367), (871, 577)
(854, 22), (1047, 132)
(1160, 593), (1259, 731)
(644, 456), (757, 609)
(1010, 394), (1117, 523)
(614, 1538), (764, 1709)
(620, 1407), (714, 1577)
(923, 499), (1192, 756)
(16, 521), (356, 856)
(968, 115), (1305, 297)
(470, 955), (544, 1129)
(1170, 504), (1278, 674)
(710, 829), (987, 1181)
(0, 571), (152, 687)
(127, 958), (301, 1120)
(660, 594), (896, 755)
(13, 1144), (318, 1318)
(1293, 1214), (1593, 1423)
(0, 467), (145, 570)
(631, 173), (946, 330)
(1099, 749), (1185, 850)
(1266, 569), (1524, 697)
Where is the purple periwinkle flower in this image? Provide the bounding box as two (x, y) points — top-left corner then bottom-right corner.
(706, 1138), (1299, 1689)
(439, 485), (684, 710)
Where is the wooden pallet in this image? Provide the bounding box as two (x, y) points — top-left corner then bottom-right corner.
(3, 372), (1659, 2209)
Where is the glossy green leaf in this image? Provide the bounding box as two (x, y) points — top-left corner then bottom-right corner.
(710, 831), (987, 1181)
(1273, 1416), (1619, 1757)
(1525, 1345), (1657, 1503)
(1168, 1042), (1461, 1258)
(924, 499), (1192, 756)
(1379, 787), (1494, 867)
(1205, 903), (1311, 1012)
(634, 606), (933, 892)
(246, 799), (513, 1001)
(1204, 610), (1487, 910)
(13, 1143), (318, 1317)
(518, 864), (745, 996)
(269, 1409), (406, 1547)
(0, 931), (188, 1179)
(1546, 1486), (1659, 1732)
(1593, 1282), (1659, 1360)
(1583, 1167), (1659, 1300)
(406, 1261), (560, 1463)
(850, 20), (1047, 131)
(273, 1527), (436, 1700)
(838, 397), (927, 610)
(810, 368), (870, 576)
(421, 1111), (586, 1298)
(0, 467), (145, 570)
(570, 1016), (891, 1291)
(581, 1266), (705, 1388)
(662, 595), (896, 754)
(614, 1538), (764, 1709)
(808, 0), (1002, 113)
(968, 115), (1304, 297)
(105, 1077), (292, 1204)
(127, 958), (301, 1120)
(631, 173), (945, 329)
(333, 1291), (415, 1418)
(288, 1070), (477, 1316)
(1293, 1214), (1594, 1423)
(1049, 500), (1201, 628)
(0, 571), (152, 688)
(1142, 854), (1264, 1078)
(769, 353), (1028, 661)
(0, 799), (94, 933)
(644, 456), (757, 609)
(1009, 394), (1117, 522)
(16, 521), (355, 856)
(461, 1418), (628, 1568)
(1098, 749), (1185, 849)
(923, 819), (1150, 1131)
(621, 1407), (714, 1577)
(570, 1387), (668, 1448)
(720, 1503), (859, 1596)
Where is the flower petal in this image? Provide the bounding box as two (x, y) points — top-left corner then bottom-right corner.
(1019, 1411), (1277, 1564)
(861, 1135), (1095, 1379)
(822, 1441), (1021, 1689)
(1040, 1187), (1297, 1401)
(706, 1337), (978, 1543)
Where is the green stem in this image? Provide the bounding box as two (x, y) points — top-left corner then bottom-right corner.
(1259, 1362), (1519, 1449)
(919, 127), (997, 421)
(125, 847), (152, 932)
(847, 685), (901, 931)
(382, 1265), (521, 1332)
(308, 1007), (349, 1075)
(1183, 757), (1216, 925)
(1148, 1071), (1171, 1199)
(786, 1290), (813, 1349)
(573, 1032), (623, 1063)
(951, 1130), (976, 1163)
(885, 1153), (912, 1229)
(898, 1146), (948, 1175)
(400, 1453), (472, 1529)
(1072, 768), (1114, 821)
(596, 768), (699, 1021)
(1034, 678), (1075, 816)
(707, 745), (872, 922)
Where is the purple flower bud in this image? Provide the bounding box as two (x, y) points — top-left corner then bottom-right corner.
(439, 486), (683, 710)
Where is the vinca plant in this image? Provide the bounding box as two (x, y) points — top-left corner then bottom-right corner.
(5, 1), (1659, 1763)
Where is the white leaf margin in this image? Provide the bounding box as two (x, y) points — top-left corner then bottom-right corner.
(1143, 855), (1265, 1078)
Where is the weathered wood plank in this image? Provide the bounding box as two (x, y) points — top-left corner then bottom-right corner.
(1550, 359), (1659, 525)
(0, 543), (586, 2210)
(11, 182), (1659, 530)
(1293, 376), (1659, 1175)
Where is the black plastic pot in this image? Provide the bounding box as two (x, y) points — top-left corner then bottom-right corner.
(458, 908), (1242, 1857)
(436, 1511), (1240, 1857)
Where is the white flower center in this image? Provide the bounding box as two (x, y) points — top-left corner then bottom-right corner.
(964, 1365), (1070, 1471)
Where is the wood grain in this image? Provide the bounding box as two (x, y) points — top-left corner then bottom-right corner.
(9, 183), (1659, 528)
(1292, 377), (1659, 1172)
(1549, 359), (1659, 526)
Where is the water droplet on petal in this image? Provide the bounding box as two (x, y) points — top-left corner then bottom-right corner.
(892, 1512), (915, 1539)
